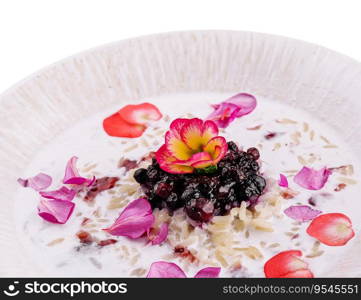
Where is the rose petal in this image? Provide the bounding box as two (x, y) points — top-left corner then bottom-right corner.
(103, 112), (146, 138)
(103, 198), (155, 239)
(224, 93), (257, 117)
(194, 267), (221, 278)
(118, 103), (162, 125)
(207, 102), (239, 128)
(38, 198), (75, 224)
(17, 173), (52, 191)
(294, 167), (332, 190)
(278, 174), (289, 188)
(306, 213), (355, 246)
(284, 205), (322, 222)
(63, 156), (96, 186)
(146, 261), (187, 278)
(207, 93), (257, 128)
(264, 250), (313, 278)
(39, 186), (76, 201)
(148, 223), (169, 245)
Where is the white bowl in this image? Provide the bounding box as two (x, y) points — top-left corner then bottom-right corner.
(1, 31), (361, 277)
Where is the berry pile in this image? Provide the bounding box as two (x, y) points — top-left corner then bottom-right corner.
(133, 141), (266, 223)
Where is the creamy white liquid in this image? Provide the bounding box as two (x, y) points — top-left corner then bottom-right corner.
(14, 93), (361, 277)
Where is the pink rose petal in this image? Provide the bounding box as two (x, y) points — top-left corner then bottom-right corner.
(148, 223), (169, 245)
(17, 173), (52, 191)
(103, 198), (155, 239)
(284, 205), (322, 222)
(39, 186), (76, 202)
(38, 198), (75, 224)
(207, 93), (257, 128)
(194, 267), (221, 278)
(63, 156), (95, 186)
(278, 174), (289, 188)
(294, 167), (332, 190)
(223, 93), (257, 117)
(207, 103), (240, 128)
(146, 261), (187, 278)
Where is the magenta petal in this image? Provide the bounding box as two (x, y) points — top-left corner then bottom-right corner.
(194, 267), (221, 278)
(17, 173), (52, 191)
(38, 198), (75, 224)
(103, 198), (155, 239)
(39, 186), (76, 201)
(149, 223), (169, 245)
(224, 93), (257, 117)
(146, 261), (187, 278)
(284, 205), (322, 222)
(207, 103), (239, 128)
(278, 174), (289, 188)
(294, 167), (332, 190)
(63, 156), (95, 186)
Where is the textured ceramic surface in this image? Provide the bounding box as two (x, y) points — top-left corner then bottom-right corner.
(1, 31), (361, 277)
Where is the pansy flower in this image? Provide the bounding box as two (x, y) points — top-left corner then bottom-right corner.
(156, 118), (228, 174)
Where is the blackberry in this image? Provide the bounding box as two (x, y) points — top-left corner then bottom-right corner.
(133, 140), (266, 223)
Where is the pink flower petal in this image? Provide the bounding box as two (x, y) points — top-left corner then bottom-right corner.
(146, 261), (187, 278)
(207, 93), (257, 128)
(284, 205), (322, 222)
(207, 103), (239, 128)
(63, 156), (95, 186)
(148, 223), (169, 245)
(38, 198), (75, 224)
(194, 267), (221, 278)
(278, 174), (289, 188)
(17, 173), (52, 191)
(103, 198), (155, 239)
(39, 186), (76, 201)
(224, 93), (257, 117)
(294, 167), (332, 190)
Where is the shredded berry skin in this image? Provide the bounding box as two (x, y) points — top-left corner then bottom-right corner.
(134, 141), (266, 223)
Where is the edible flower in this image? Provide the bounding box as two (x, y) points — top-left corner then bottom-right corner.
(17, 173), (52, 191)
(147, 223), (169, 245)
(306, 213), (355, 246)
(103, 103), (162, 138)
(103, 198), (155, 239)
(264, 250), (313, 278)
(284, 205), (321, 222)
(207, 93), (257, 128)
(40, 186), (76, 202)
(37, 198), (75, 224)
(278, 174), (289, 188)
(63, 156), (96, 186)
(146, 261), (221, 278)
(294, 166), (332, 190)
(156, 118), (228, 174)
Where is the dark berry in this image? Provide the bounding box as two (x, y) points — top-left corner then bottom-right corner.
(134, 168), (148, 184)
(185, 198), (214, 223)
(247, 147), (260, 160)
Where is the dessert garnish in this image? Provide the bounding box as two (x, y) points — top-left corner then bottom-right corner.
(278, 174), (289, 188)
(207, 93), (257, 128)
(264, 250), (313, 278)
(63, 156), (96, 186)
(306, 213), (355, 246)
(294, 166), (332, 190)
(284, 205), (321, 222)
(104, 198), (155, 238)
(17, 173), (52, 191)
(133, 118), (266, 224)
(103, 103), (162, 138)
(146, 261), (220, 278)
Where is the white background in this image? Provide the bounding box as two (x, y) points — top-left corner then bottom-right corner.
(0, 0), (360, 93)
